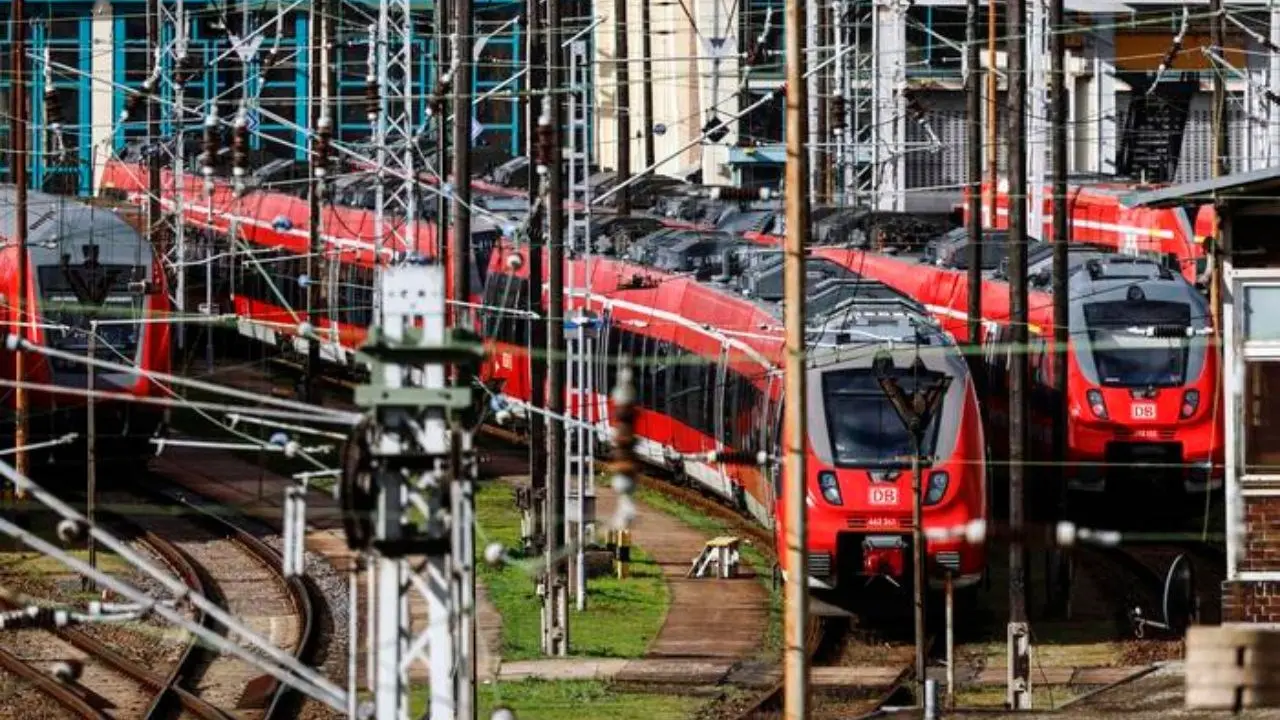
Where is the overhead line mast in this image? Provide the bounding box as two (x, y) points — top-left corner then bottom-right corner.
(1006, 0), (1032, 707)
(525, 0), (548, 556)
(542, 0), (570, 656)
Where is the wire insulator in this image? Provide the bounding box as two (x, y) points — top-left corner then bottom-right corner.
(201, 112), (221, 179)
(314, 116), (333, 181)
(173, 54), (200, 90)
(535, 114), (555, 171)
(709, 186), (771, 202)
(231, 113), (249, 179)
(430, 76), (452, 118)
(120, 78), (154, 122)
(830, 95), (847, 131)
(365, 75), (379, 123)
(44, 88), (64, 128)
(261, 46), (282, 70)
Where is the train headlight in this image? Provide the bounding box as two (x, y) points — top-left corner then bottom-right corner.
(1086, 389), (1108, 420)
(1180, 389), (1200, 419)
(924, 471), (949, 506)
(818, 471), (842, 506)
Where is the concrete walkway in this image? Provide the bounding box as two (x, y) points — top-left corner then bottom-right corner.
(595, 486), (770, 662)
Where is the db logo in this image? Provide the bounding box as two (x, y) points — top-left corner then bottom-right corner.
(1131, 403), (1157, 420)
(869, 487), (899, 506)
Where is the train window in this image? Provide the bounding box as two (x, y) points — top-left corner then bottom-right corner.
(636, 334), (652, 409)
(703, 362), (717, 437)
(480, 278), (502, 338)
(651, 341), (670, 414)
(721, 370), (740, 446)
(512, 279), (531, 346)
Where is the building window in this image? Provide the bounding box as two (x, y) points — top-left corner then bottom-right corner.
(1246, 361), (1280, 476)
(741, 0), (784, 79)
(741, 90), (784, 146)
(1245, 285), (1280, 344)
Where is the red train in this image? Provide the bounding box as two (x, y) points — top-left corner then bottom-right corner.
(98, 157), (501, 362)
(0, 187), (172, 464)
(750, 237), (1224, 495)
(966, 178), (1215, 284)
(104, 158), (990, 593)
(480, 237), (989, 591)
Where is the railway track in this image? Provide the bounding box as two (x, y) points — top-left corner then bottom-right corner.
(100, 481), (325, 720)
(0, 523), (231, 720)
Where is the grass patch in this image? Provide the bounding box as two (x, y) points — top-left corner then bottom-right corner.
(955, 683), (1086, 709)
(413, 679), (706, 719)
(634, 487), (782, 660)
(0, 549), (131, 577)
(476, 483), (668, 660)
(962, 640), (1129, 669)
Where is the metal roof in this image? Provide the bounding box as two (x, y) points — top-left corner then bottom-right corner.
(1122, 165), (1280, 209)
(0, 187), (150, 268)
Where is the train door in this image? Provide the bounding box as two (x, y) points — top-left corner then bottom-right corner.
(713, 343), (729, 454)
(595, 305), (614, 432)
(761, 369), (784, 510)
(713, 342), (733, 500)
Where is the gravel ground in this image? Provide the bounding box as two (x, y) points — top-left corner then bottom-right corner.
(0, 671), (73, 720)
(262, 532), (349, 720)
(0, 540), (193, 681)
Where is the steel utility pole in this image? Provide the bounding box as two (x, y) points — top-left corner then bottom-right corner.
(639, 0), (656, 168)
(1006, 0), (1032, 707)
(986, 0), (998, 226)
(453, 0), (473, 321)
(1049, 0), (1071, 619)
(783, 0), (811, 713)
(876, 359), (950, 702)
(966, 0), (983, 357)
(85, 326), (97, 590)
(615, 0), (631, 216)
(146, 0), (167, 438)
(306, 0), (332, 405)
(435, 0), (450, 256)
(451, 0), (477, 711)
(525, 0), (547, 553)
(545, 0), (570, 656)
(816, 5), (830, 202)
(12, 0), (29, 491)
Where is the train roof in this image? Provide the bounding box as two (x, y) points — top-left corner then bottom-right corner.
(1067, 256), (1208, 314)
(623, 229), (947, 347)
(0, 187), (150, 268)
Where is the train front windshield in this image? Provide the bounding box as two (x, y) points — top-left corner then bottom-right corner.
(1083, 300), (1191, 388)
(822, 368), (944, 467)
(39, 265), (146, 364)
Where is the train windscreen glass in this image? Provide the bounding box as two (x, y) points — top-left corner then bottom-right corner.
(1083, 299), (1192, 388)
(39, 264), (146, 363)
(822, 368), (944, 467)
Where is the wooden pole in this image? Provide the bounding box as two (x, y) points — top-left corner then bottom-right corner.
(966, 0), (983, 357)
(1050, 0), (1071, 620)
(1210, 0), (1226, 335)
(986, 0), (998, 226)
(783, 0), (811, 712)
(639, 0), (656, 168)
